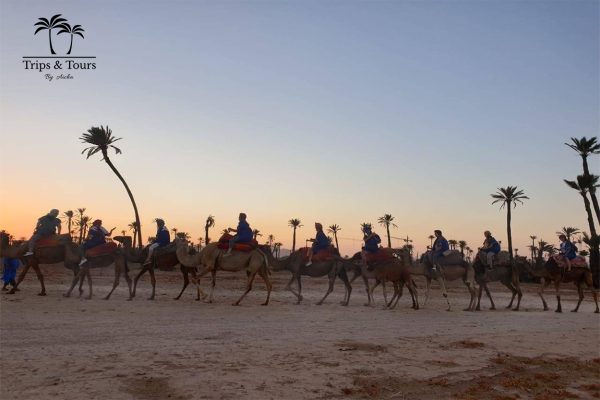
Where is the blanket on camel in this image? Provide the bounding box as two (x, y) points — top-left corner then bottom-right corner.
(217, 233), (258, 252)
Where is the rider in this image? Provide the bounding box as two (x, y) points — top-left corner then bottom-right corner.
(79, 219), (116, 266)
(558, 234), (577, 271)
(143, 218), (171, 266)
(24, 209), (62, 256)
(224, 212), (253, 256)
(305, 223), (331, 266)
(480, 230), (501, 270)
(361, 225), (381, 270)
(430, 229), (449, 272)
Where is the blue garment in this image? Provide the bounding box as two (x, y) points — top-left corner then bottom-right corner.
(2, 258), (19, 284)
(364, 233), (381, 253)
(312, 231), (330, 253)
(35, 215), (61, 235)
(560, 241), (577, 260)
(236, 220), (253, 242)
(482, 236), (501, 254)
(153, 226), (171, 247)
(83, 226), (108, 250)
(432, 236), (449, 255)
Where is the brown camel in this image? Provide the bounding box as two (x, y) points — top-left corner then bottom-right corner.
(273, 248), (352, 306)
(525, 257), (599, 313)
(112, 236), (179, 300)
(473, 251), (527, 311)
(1, 233), (81, 296)
(414, 251), (476, 311)
(348, 252), (389, 306)
(368, 249), (418, 310)
(191, 242), (273, 306)
(172, 238), (209, 301)
(62, 238), (132, 300)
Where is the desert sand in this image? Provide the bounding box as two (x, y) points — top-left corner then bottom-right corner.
(1, 264), (599, 400)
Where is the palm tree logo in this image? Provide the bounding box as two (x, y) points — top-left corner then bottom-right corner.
(34, 14), (85, 55)
(57, 23), (85, 54)
(34, 14), (67, 55)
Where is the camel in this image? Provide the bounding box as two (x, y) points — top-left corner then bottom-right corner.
(188, 242), (273, 306)
(1, 233), (81, 296)
(472, 251), (527, 311)
(367, 249), (418, 310)
(273, 248), (352, 306)
(61, 237), (132, 300)
(414, 251), (476, 311)
(112, 236), (179, 300)
(525, 257), (599, 313)
(348, 252), (389, 306)
(172, 238), (211, 301)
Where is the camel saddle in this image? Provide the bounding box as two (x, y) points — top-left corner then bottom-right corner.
(478, 250), (510, 266)
(298, 246), (339, 262)
(552, 255), (588, 269)
(153, 241), (177, 257)
(85, 242), (117, 258)
(35, 234), (69, 248)
(437, 250), (464, 266)
(217, 233), (258, 252)
(365, 248), (396, 265)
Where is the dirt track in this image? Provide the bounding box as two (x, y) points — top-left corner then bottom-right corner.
(1, 265), (599, 399)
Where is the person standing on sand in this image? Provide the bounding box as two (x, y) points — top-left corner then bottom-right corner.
(24, 209), (62, 256)
(2, 257), (20, 291)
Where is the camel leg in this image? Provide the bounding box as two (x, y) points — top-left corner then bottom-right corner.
(407, 279), (419, 310)
(591, 286), (600, 314)
(538, 278), (551, 311)
(189, 269), (207, 301)
(475, 284), (483, 311)
(175, 268), (189, 300)
(131, 266), (149, 299)
(31, 264), (47, 296)
(572, 281), (584, 312)
(64, 267), (83, 298)
(295, 275), (303, 304)
(85, 269), (93, 299)
(386, 281), (399, 309)
(392, 282), (404, 309)
(437, 276), (451, 311)
(233, 270), (259, 306)
(381, 279), (389, 309)
(8, 262), (31, 294)
(424, 277), (431, 306)
(208, 269), (217, 303)
(483, 284), (496, 310)
(316, 272), (336, 305)
(147, 266), (156, 300)
(363, 275), (372, 306)
(258, 267), (272, 306)
(463, 281), (476, 311)
(554, 280), (562, 313)
(104, 263), (121, 300)
(339, 269), (352, 306)
(78, 269), (86, 297)
(512, 281), (523, 311)
(284, 275), (301, 302)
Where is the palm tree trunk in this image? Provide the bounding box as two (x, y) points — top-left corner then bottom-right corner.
(292, 228), (297, 252)
(132, 229), (137, 248)
(67, 34), (73, 54)
(48, 29), (55, 54)
(386, 225), (391, 248)
(581, 192), (600, 287)
(205, 226), (210, 244)
(67, 218), (72, 238)
(102, 150), (143, 248)
(581, 155), (600, 225)
(334, 233), (339, 250)
(506, 205), (513, 263)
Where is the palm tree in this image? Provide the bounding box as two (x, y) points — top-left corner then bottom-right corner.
(56, 22), (84, 55)
(267, 234), (275, 248)
(171, 227), (178, 238)
(529, 235), (537, 263)
(273, 242), (283, 258)
(327, 224), (341, 250)
(252, 229), (262, 240)
(448, 239), (458, 250)
(128, 221), (139, 248)
(63, 210), (74, 238)
(34, 14), (67, 55)
(565, 137), (600, 223)
(176, 232), (190, 240)
(458, 240), (467, 257)
(491, 186), (529, 264)
(120, 230), (126, 236)
(556, 227), (580, 241)
(288, 218), (303, 252)
(377, 213), (397, 248)
(360, 222), (372, 232)
(147, 236), (156, 244)
(81, 125), (142, 248)
(78, 215), (91, 244)
(204, 215), (215, 244)
(428, 234), (435, 249)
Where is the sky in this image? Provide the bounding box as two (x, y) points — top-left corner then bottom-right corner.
(0, 0), (598, 257)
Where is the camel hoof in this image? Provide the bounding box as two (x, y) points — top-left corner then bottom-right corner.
(173, 297), (180, 301)
(127, 297), (133, 301)
(232, 303), (240, 306)
(543, 307), (549, 311)
(63, 293), (71, 298)
(571, 309), (578, 313)
(555, 309), (562, 313)
(103, 296), (110, 300)
(38, 292), (47, 296)
(315, 302), (323, 306)
(595, 310), (599, 314)
(261, 302), (268, 306)
(490, 307), (496, 310)
(512, 308), (519, 311)
(86, 296), (92, 300)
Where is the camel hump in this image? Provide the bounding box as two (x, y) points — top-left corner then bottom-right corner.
(85, 242), (118, 258)
(439, 250), (463, 265)
(552, 255), (588, 269)
(36, 234), (70, 248)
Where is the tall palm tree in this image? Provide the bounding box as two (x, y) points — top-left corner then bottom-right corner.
(252, 229), (262, 240)
(565, 174), (600, 287)
(536, 240), (553, 262)
(288, 218), (303, 252)
(56, 22), (85, 55)
(128, 221), (139, 248)
(327, 224), (341, 250)
(556, 227), (580, 241)
(448, 239), (458, 250)
(176, 231), (190, 240)
(458, 240), (467, 257)
(81, 126), (142, 248)
(565, 137), (600, 224)
(34, 14), (67, 55)
(79, 215), (91, 244)
(171, 227), (178, 238)
(197, 237), (203, 250)
(529, 235), (537, 263)
(377, 213), (397, 248)
(63, 210), (74, 238)
(428, 234), (435, 249)
(204, 215), (215, 244)
(491, 186), (529, 264)
(274, 242), (283, 258)
(267, 234), (275, 248)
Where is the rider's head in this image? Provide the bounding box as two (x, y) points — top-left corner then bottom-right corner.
(558, 234), (567, 242)
(239, 213), (247, 221)
(315, 222), (323, 231)
(362, 225), (372, 234)
(434, 229), (442, 237)
(155, 218), (165, 227)
(93, 219), (102, 226)
(484, 230), (491, 237)
(49, 209), (59, 217)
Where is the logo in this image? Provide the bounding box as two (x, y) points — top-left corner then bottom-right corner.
(23, 14), (96, 82)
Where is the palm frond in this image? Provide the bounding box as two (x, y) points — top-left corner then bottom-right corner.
(37, 17), (50, 25)
(34, 26), (47, 34)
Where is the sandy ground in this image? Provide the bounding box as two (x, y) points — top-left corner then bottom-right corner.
(1, 264), (599, 400)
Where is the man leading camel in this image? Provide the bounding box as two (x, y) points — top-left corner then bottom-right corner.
(24, 209), (61, 256)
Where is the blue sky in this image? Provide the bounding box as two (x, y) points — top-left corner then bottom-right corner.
(0, 0), (598, 255)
